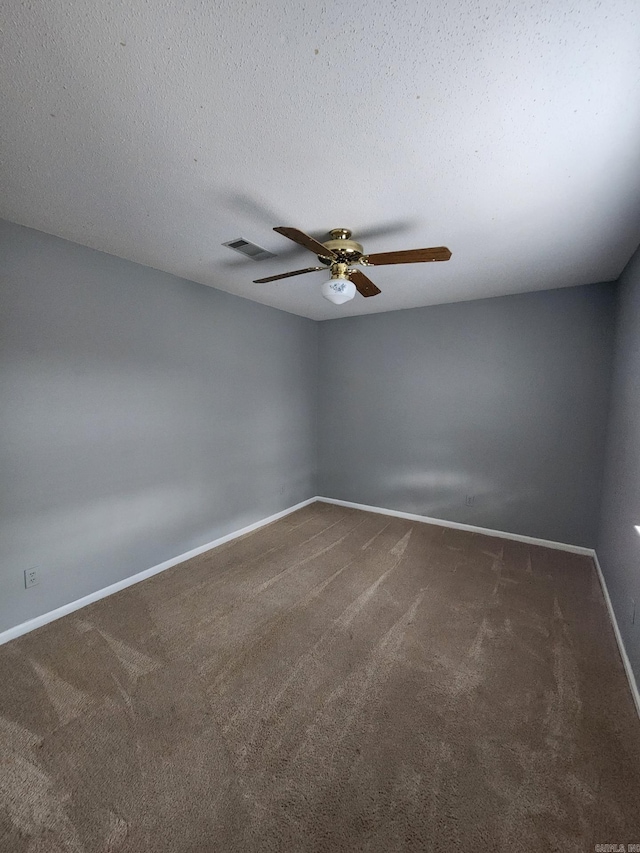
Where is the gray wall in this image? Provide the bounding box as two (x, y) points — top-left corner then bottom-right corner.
(597, 246), (640, 680)
(0, 220), (317, 632)
(318, 284), (616, 547)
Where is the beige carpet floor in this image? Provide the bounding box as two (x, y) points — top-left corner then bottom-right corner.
(1, 502), (639, 852)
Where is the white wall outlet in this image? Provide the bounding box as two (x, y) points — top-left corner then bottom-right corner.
(465, 495), (475, 507)
(24, 567), (39, 588)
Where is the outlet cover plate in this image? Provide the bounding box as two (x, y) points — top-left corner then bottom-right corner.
(24, 567), (39, 588)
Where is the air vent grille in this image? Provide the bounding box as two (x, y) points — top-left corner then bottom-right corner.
(222, 238), (275, 261)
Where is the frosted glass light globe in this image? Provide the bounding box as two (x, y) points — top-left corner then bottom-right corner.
(321, 277), (356, 304)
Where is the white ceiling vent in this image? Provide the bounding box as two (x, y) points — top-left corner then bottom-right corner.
(222, 238), (275, 261)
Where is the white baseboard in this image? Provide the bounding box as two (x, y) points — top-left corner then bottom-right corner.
(0, 497), (318, 646)
(591, 551), (640, 720)
(316, 496), (594, 555)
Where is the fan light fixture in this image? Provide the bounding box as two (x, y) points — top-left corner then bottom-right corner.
(321, 275), (356, 304)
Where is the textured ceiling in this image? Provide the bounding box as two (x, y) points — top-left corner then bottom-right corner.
(2, 0), (640, 320)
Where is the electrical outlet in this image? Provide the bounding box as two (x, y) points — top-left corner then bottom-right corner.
(465, 495), (475, 507)
(24, 567), (39, 589)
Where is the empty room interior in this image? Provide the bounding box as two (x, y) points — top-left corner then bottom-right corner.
(1, 1), (640, 851)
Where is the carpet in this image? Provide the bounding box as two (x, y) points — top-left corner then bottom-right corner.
(1, 502), (639, 852)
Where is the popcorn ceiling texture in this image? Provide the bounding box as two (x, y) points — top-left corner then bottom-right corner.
(1, 0), (640, 319)
(0, 503), (639, 851)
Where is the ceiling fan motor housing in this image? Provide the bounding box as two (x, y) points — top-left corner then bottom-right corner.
(318, 228), (364, 266)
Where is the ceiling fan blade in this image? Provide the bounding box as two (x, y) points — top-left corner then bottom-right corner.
(350, 269), (381, 298)
(253, 266), (325, 284)
(364, 246), (452, 265)
(273, 227), (337, 259)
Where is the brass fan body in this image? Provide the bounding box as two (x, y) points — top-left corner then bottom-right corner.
(317, 229), (364, 271)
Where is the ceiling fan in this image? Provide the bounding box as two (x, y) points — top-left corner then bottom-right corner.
(254, 227), (452, 304)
